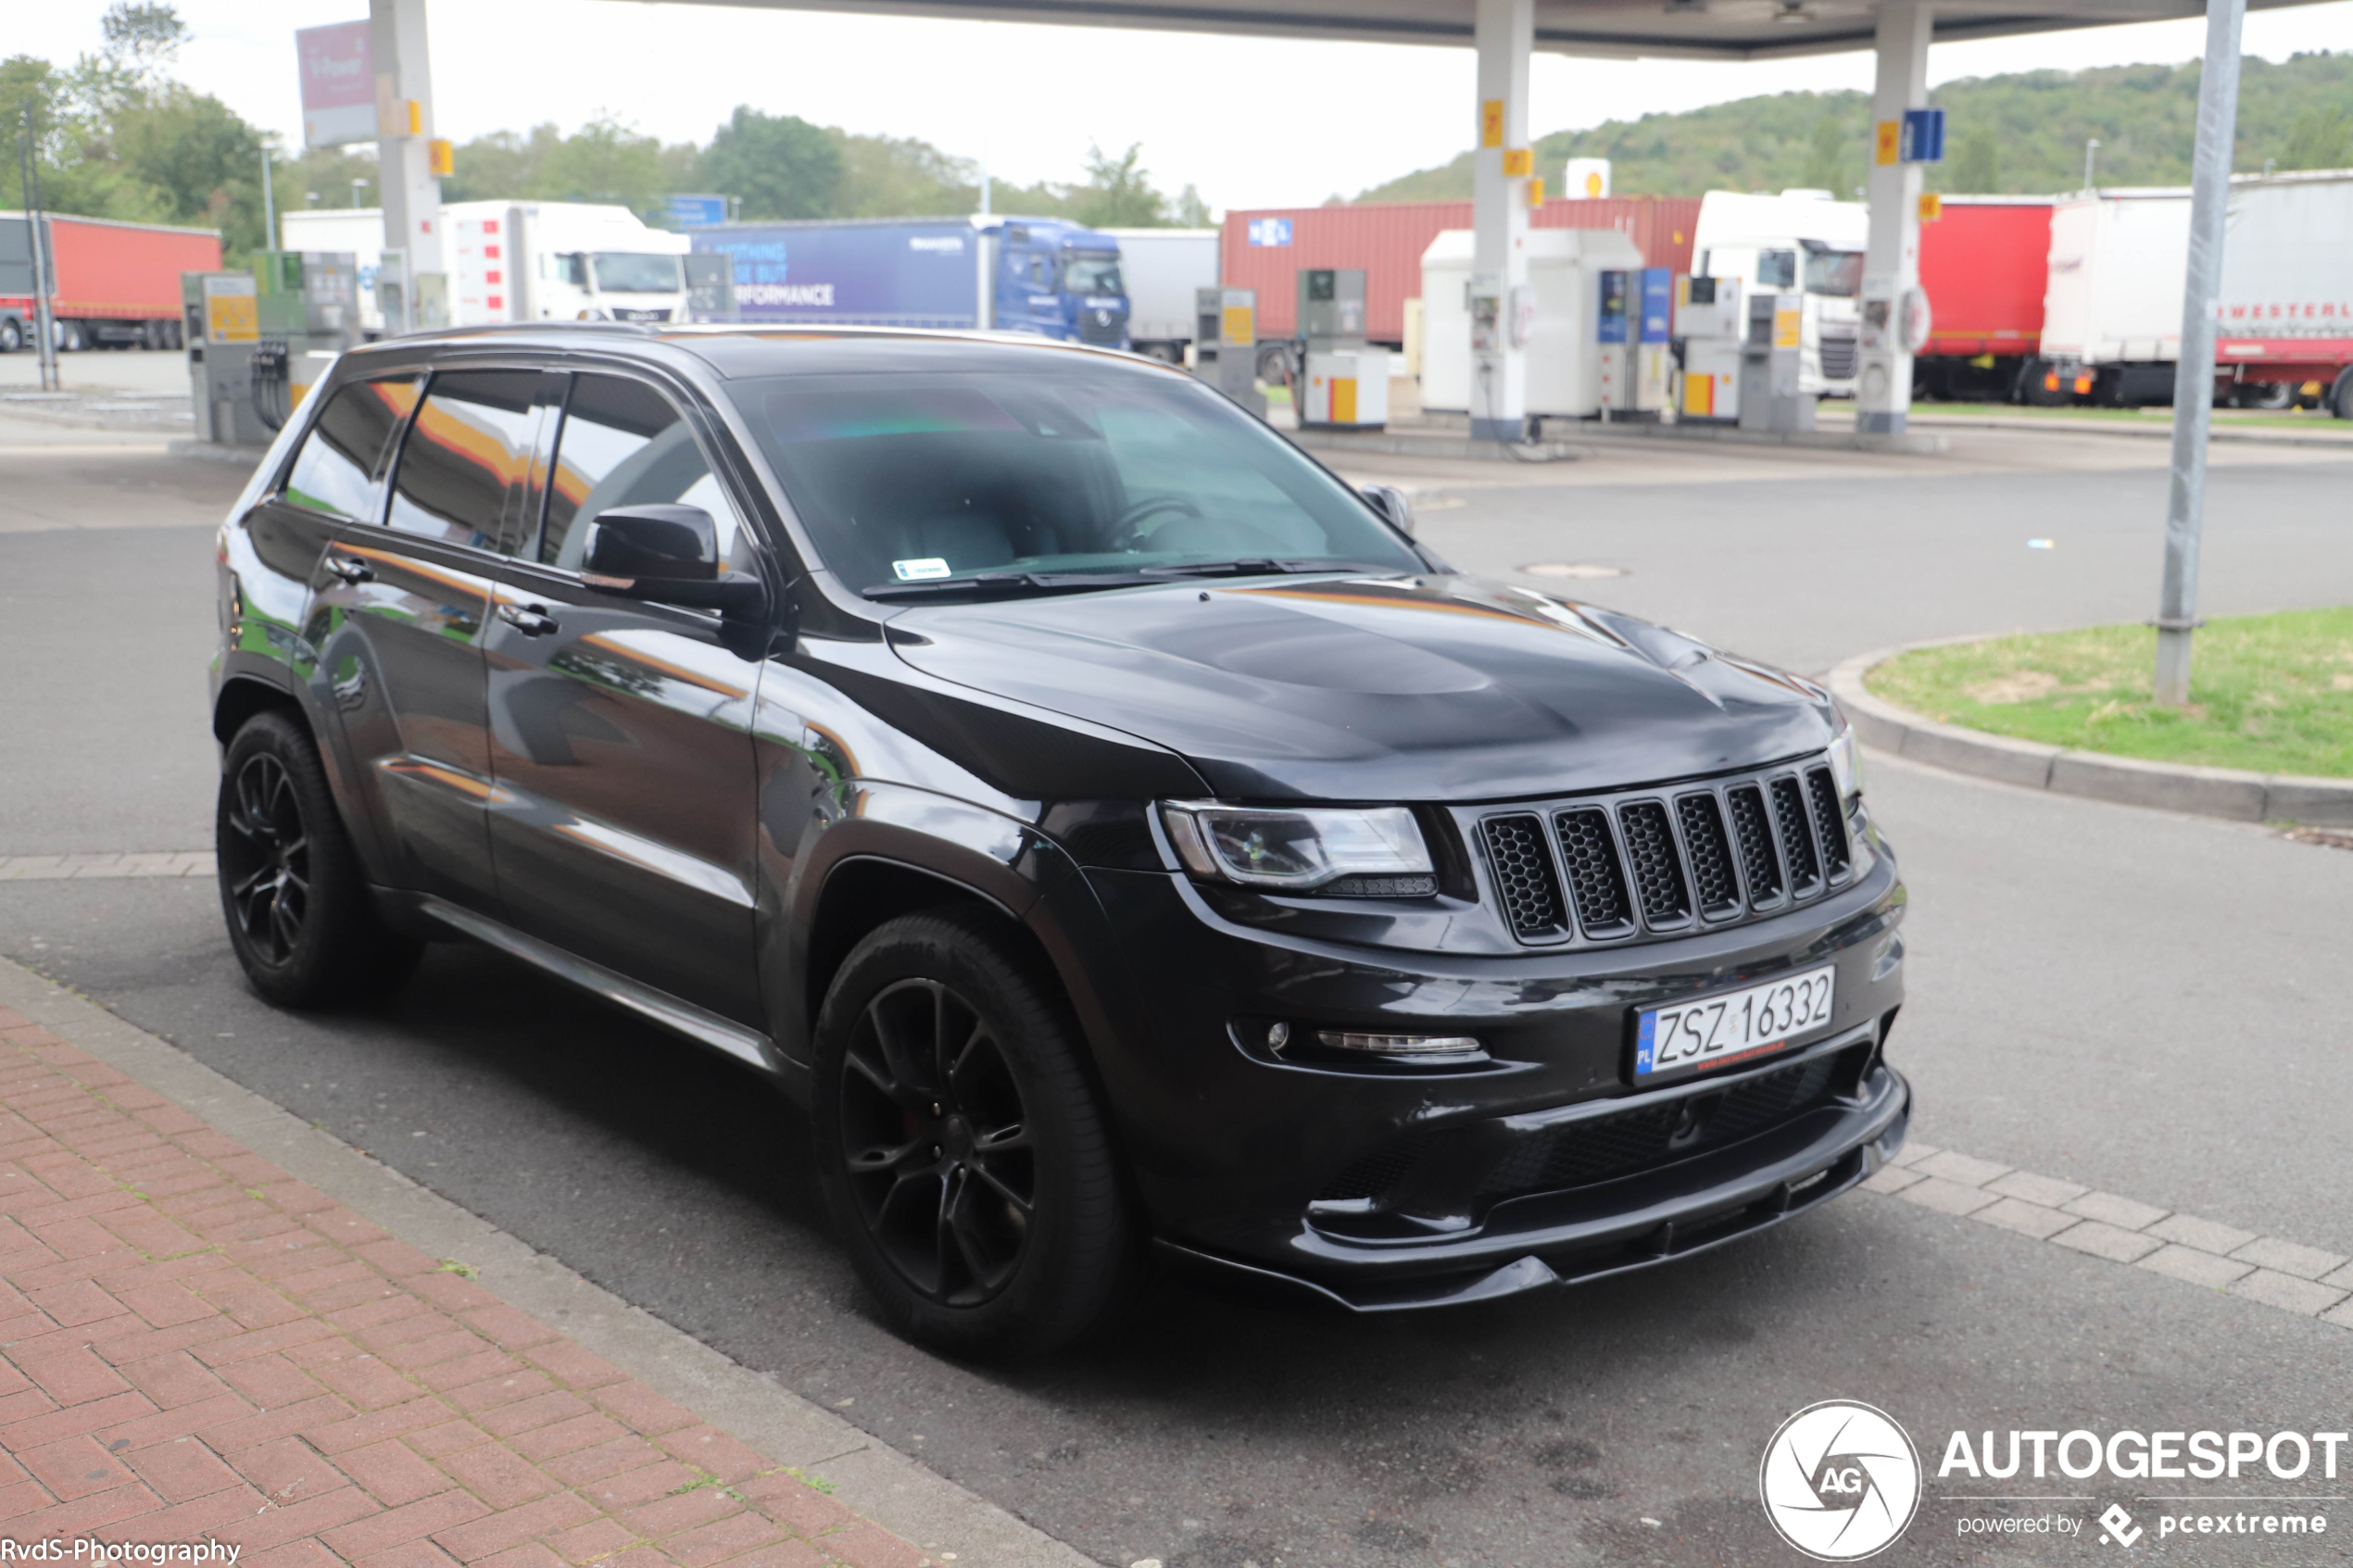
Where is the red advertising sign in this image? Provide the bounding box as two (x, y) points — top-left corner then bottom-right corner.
(296, 21), (375, 148)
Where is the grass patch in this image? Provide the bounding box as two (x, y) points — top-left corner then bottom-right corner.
(1866, 608), (2353, 778)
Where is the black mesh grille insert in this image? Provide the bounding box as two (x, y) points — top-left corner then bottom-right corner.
(1805, 767), (1853, 880)
(1317, 1141), (1423, 1203)
(1480, 814), (1567, 940)
(1727, 784), (1783, 906)
(1552, 808), (1633, 936)
(1770, 775), (1822, 894)
(1675, 793), (1740, 918)
(1617, 802), (1692, 927)
(1475, 1049), (1849, 1199)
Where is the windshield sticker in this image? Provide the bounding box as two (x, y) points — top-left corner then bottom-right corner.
(892, 558), (953, 582)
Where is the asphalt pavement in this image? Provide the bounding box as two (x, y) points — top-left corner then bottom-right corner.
(3, 416), (2350, 1566)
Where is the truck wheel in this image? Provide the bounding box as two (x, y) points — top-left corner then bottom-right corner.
(217, 711), (422, 1009)
(2018, 358), (2067, 407)
(2233, 382), (2293, 410)
(812, 909), (1134, 1358)
(0, 318), (19, 355)
(1255, 344), (1294, 386)
(2331, 369), (2353, 421)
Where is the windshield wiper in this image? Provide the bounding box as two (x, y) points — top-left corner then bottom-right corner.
(862, 558), (1400, 601)
(1135, 558), (1393, 580)
(862, 571), (1151, 601)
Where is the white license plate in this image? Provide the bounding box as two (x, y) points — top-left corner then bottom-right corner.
(1634, 965), (1837, 1082)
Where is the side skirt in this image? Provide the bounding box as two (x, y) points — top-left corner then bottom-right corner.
(393, 891), (808, 1105)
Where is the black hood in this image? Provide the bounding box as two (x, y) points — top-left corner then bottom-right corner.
(885, 574), (1839, 803)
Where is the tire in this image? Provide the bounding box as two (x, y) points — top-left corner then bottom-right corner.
(0, 318), (19, 355)
(217, 710), (422, 1008)
(1255, 343), (1293, 385)
(2017, 358), (2069, 407)
(812, 909), (1133, 1357)
(2332, 369), (2353, 421)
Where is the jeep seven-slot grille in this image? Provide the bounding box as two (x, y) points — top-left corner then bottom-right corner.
(1474, 755), (1854, 947)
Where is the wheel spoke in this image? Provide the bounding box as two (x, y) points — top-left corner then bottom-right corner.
(845, 1135), (925, 1173)
(966, 1158), (1034, 1216)
(269, 894), (300, 960)
(230, 865), (269, 898)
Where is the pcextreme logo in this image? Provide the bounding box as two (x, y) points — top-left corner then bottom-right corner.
(1760, 1400), (1924, 1561)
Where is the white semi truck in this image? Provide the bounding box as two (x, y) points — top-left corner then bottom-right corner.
(1692, 190), (1867, 398)
(281, 200), (691, 335)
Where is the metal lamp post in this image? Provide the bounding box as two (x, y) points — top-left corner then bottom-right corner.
(2153, 0), (2246, 706)
(2083, 136), (2100, 192)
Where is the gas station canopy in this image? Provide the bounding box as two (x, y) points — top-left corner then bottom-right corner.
(680, 0), (2321, 59)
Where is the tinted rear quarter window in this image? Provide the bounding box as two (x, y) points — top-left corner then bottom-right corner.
(283, 374), (422, 521)
(387, 370), (545, 554)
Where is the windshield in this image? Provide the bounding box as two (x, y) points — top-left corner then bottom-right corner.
(591, 252), (683, 294)
(1804, 245), (1865, 298)
(731, 366), (1422, 596)
(1060, 256), (1123, 296)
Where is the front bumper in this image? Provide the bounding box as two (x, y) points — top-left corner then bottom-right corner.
(1073, 847), (1907, 1307)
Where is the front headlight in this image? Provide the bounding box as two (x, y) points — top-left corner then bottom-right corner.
(1827, 722), (1865, 804)
(1159, 801), (1432, 891)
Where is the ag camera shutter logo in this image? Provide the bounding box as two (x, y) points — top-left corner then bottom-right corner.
(1760, 1400), (1922, 1560)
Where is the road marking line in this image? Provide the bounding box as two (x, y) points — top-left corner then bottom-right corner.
(1876, 1139), (2353, 1327)
(0, 849), (212, 880)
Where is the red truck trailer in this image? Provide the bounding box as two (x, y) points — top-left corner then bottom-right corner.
(1912, 196), (2055, 403)
(0, 213), (222, 353)
(1220, 196), (1700, 347)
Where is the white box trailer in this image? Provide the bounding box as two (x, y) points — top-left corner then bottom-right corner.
(283, 201), (690, 334)
(1419, 226), (1645, 419)
(1098, 228), (1218, 362)
(2039, 171), (2353, 413)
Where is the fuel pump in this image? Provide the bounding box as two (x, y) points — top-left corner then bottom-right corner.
(1194, 286), (1266, 419)
(1738, 287), (1813, 433)
(1298, 268), (1388, 431)
(1674, 274), (1743, 423)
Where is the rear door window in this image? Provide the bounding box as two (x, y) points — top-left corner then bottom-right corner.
(539, 372), (744, 570)
(387, 370), (546, 555)
(283, 374), (422, 521)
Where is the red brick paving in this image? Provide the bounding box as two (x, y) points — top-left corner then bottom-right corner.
(0, 1010), (928, 1566)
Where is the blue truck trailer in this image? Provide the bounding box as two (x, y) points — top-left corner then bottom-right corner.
(690, 216), (1129, 348)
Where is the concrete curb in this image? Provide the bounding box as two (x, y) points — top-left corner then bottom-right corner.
(1288, 421), (1944, 462)
(1894, 411), (2353, 449)
(166, 437), (272, 468)
(1829, 644), (2353, 826)
(0, 956), (1099, 1568)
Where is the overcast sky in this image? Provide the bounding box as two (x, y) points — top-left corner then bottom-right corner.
(16, 0), (2353, 210)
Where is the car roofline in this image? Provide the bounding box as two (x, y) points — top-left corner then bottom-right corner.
(336, 321), (1184, 376)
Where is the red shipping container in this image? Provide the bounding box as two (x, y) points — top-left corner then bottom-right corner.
(44, 214), (223, 320)
(1917, 197), (2053, 358)
(1222, 197), (1700, 342)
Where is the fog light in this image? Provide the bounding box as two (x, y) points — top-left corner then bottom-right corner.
(1266, 1021), (1290, 1049)
(1317, 1030), (1481, 1057)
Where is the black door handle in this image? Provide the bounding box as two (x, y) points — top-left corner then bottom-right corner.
(498, 603), (560, 637)
(323, 555), (373, 584)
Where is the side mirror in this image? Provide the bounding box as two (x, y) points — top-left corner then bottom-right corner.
(1360, 483), (1416, 536)
(583, 504), (768, 621)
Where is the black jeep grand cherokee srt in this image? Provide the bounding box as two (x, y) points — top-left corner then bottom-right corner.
(210, 324), (1909, 1354)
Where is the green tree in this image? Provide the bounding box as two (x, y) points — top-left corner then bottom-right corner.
(700, 106), (840, 220)
(1797, 116), (1849, 193)
(2279, 105), (2352, 170)
(1070, 142), (1166, 227)
(1172, 183), (1212, 226)
(535, 112), (663, 207)
(1950, 123), (2001, 192)
(111, 84), (267, 249)
(833, 131), (978, 217)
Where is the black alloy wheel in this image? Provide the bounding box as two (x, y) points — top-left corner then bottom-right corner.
(221, 752), (309, 966)
(813, 910), (1134, 1356)
(839, 978), (1036, 1306)
(216, 709), (422, 1007)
